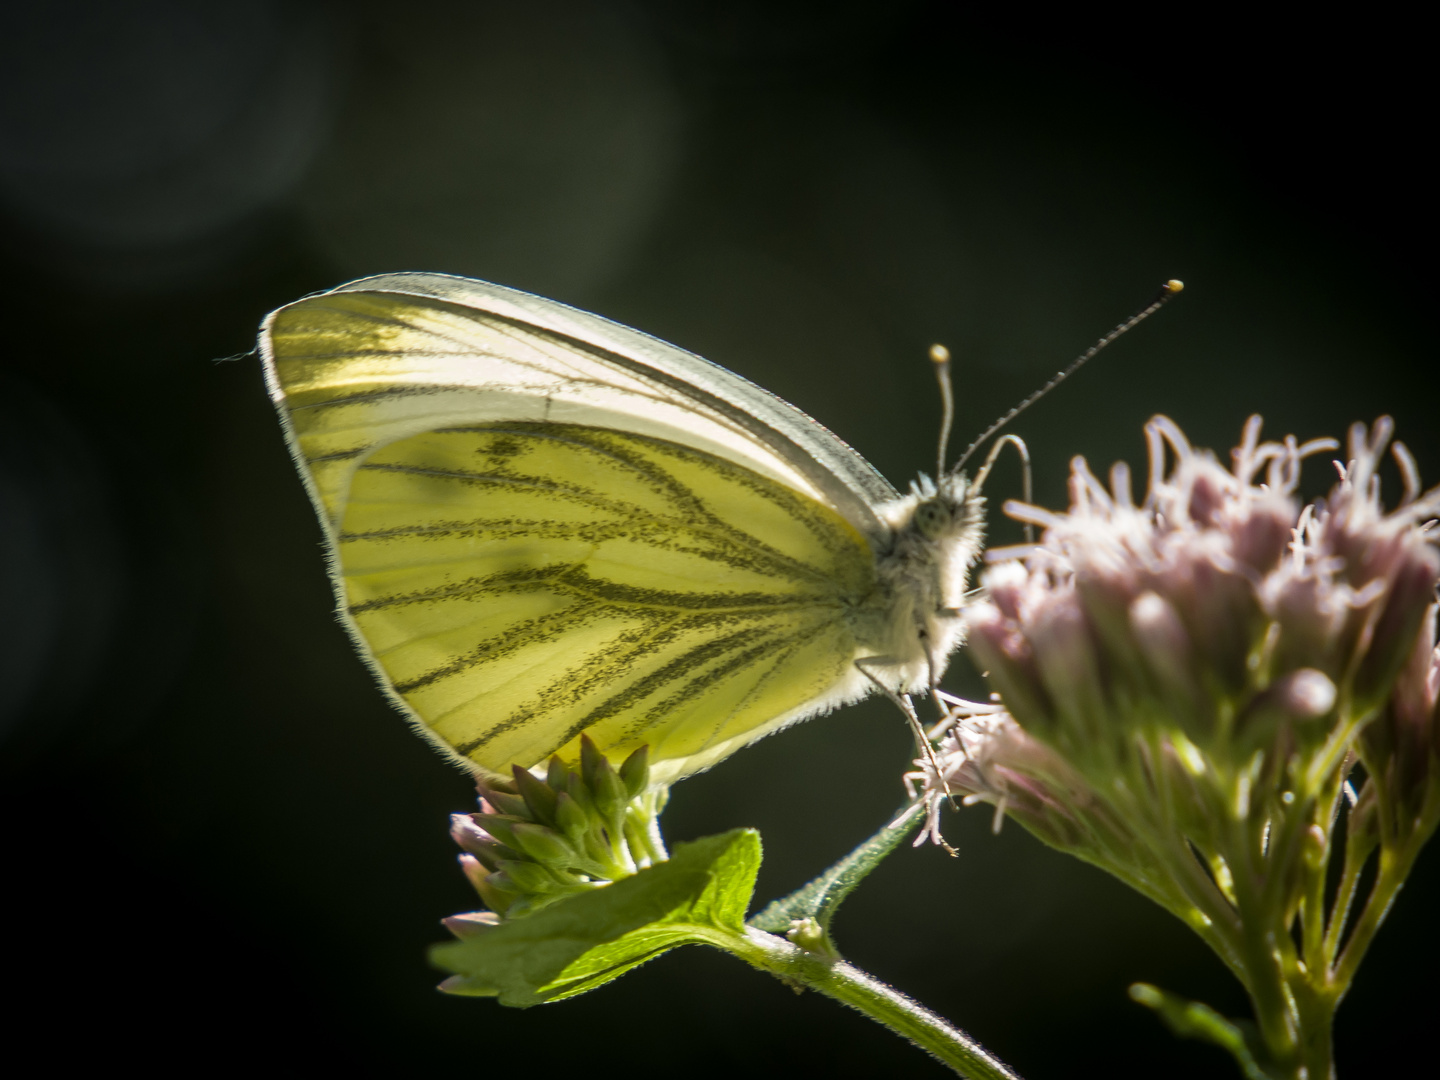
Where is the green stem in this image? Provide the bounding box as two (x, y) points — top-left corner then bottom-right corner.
(1300, 847), (1328, 979)
(1239, 921), (1297, 1066)
(1301, 764), (1351, 978)
(749, 802), (922, 944)
(1150, 833), (1248, 976)
(1332, 845), (1411, 992)
(1333, 775), (1440, 994)
(1287, 977), (1336, 1080)
(1221, 803), (1299, 1068)
(708, 926), (1022, 1080)
(1321, 822), (1374, 967)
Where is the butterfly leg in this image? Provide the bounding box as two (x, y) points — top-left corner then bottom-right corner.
(854, 656), (958, 819)
(860, 657), (960, 856)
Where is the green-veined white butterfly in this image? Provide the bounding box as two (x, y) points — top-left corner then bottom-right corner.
(260, 272), (1176, 786)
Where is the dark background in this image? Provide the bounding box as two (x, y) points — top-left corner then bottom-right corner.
(2, 3), (1435, 1078)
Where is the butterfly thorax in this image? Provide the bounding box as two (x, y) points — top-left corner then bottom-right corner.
(853, 472), (987, 693)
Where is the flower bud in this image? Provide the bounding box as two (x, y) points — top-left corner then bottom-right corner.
(509, 821), (577, 867)
(579, 733), (606, 792)
(1234, 669), (1336, 753)
(1075, 572), (1146, 679)
(964, 601), (1056, 736)
(498, 859), (562, 895)
(450, 813), (495, 858)
(1264, 570), (1345, 675)
(1129, 591), (1204, 734)
(471, 814), (524, 854)
(458, 853), (490, 894)
(907, 704), (1097, 853)
(475, 871), (520, 915)
(554, 790), (590, 841)
(511, 764), (560, 826)
(787, 917), (834, 956)
(1229, 493), (1295, 575)
(565, 767), (598, 815)
(579, 734), (627, 819)
(1353, 550), (1440, 707)
(984, 559), (1030, 621)
(619, 745), (651, 799)
(1184, 467), (1230, 529)
(1026, 599), (1108, 744)
(1185, 557), (1261, 697)
(1360, 604), (1440, 817)
(483, 790), (533, 820)
(1281, 668), (1337, 718)
(546, 754), (570, 792)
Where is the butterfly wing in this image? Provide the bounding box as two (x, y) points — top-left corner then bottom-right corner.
(260, 274), (898, 783)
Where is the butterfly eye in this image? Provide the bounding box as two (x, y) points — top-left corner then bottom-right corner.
(914, 498), (952, 540)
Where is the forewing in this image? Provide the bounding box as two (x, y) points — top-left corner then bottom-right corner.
(261, 273), (898, 545)
(337, 423), (876, 782)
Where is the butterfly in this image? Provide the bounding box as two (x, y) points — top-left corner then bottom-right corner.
(260, 272), (995, 787)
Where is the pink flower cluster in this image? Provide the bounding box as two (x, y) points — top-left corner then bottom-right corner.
(914, 415), (1440, 851)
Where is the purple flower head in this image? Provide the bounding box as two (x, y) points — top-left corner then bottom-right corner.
(964, 416), (1435, 778)
(916, 414), (1439, 864)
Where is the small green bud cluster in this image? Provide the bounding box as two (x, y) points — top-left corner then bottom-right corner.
(450, 736), (668, 920)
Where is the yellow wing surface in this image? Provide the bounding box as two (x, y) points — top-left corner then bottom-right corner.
(261, 274), (893, 784)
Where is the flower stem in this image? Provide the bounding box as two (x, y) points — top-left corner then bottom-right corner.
(704, 926), (1022, 1080)
(1322, 821), (1374, 966)
(1332, 774), (1440, 992)
(1288, 977), (1336, 1080)
(1333, 844), (1416, 991)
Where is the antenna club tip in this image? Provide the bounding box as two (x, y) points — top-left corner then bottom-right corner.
(1165, 279), (1185, 293)
(929, 343), (951, 364)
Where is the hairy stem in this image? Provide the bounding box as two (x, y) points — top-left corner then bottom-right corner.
(1322, 822), (1375, 968)
(1333, 776), (1440, 994)
(707, 926), (1023, 1080)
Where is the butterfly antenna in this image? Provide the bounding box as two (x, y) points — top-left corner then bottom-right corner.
(971, 433), (1035, 542)
(951, 279), (1184, 475)
(930, 343), (956, 478)
(212, 348), (258, 364)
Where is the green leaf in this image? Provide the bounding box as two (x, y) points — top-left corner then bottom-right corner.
(1129, 983), (1277, 1080)
(749, 803), (922, 939)
(431, 829), (761, 1006)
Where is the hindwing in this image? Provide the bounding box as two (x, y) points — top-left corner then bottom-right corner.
(338, 423), (875, 782)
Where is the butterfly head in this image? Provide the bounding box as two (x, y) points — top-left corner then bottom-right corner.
(913, 484), (966, 541)
(890, 471), (984, 544)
